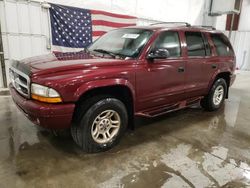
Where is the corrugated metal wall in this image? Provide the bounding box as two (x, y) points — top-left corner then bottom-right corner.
(0, 0), (51, 87)
(230, 31), (250, 70)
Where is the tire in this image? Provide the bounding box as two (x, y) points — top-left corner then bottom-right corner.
(201, 78), (227, 111)
(71, 96), (128, 153)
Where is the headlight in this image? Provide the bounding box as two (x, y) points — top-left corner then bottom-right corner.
(31, 83), (62, 103)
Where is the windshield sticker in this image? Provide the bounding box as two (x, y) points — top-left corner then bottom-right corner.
(122, 34), (140, 39)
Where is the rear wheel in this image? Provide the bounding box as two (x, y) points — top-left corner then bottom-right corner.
(201, 78), (227, 111)
(71, 96), (128, 153)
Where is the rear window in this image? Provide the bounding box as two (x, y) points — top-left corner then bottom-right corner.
(211, 34), (234, 56)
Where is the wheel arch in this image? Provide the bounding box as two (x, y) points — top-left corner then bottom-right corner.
(73, 79), (135, 129)
(209, 71), (231, 98)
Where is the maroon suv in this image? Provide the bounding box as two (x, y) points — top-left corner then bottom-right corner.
(9, 23), (236, 152)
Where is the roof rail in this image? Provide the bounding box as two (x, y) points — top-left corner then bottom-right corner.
(150, 22), (191, 27)
(192, 25), (216, 30)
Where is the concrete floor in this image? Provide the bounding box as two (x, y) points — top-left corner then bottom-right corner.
(0, 71), (250, 188)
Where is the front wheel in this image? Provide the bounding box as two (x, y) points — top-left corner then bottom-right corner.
(71, 96), (128, 153)
(201, 78), (227, 111)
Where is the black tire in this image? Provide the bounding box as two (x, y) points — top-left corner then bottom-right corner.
(201, 78), (227, 111)
(71, 95), (128, 153)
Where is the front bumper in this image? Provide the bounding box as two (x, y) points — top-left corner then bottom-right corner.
(10, 85), (75, 129)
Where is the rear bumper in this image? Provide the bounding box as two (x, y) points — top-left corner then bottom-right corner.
(230, 73), (236, 86)
(10, 85), (75, 129)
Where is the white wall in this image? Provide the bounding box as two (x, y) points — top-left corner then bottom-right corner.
(232, 0), (250, 70)
(230, 31), (250, 70)
(214, 15), (227, 30)
(238, 0), (250, 31)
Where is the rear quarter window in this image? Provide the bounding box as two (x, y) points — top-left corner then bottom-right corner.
(210, 34), (234, 56)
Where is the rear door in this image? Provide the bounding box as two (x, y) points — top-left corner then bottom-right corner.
(203, 33), (235, 83)
(184, 31), (213, 98)
(136, 30), (186, 110)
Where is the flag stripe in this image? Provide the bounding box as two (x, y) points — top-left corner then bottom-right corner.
(92, 14), (137, 24)
(52, 45), (85, 52)
(92, 20), (136, 28)
(92, 31), (107, 36)
(91, 10), (136, 19)
(92, 25), (118, 32)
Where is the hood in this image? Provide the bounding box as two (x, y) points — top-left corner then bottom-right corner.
(13, 52), (129, 76)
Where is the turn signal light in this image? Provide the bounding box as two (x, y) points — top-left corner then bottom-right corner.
(31, 94), (62, 103)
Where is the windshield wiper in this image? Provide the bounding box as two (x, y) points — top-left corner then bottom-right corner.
(93, 49), (117, 58)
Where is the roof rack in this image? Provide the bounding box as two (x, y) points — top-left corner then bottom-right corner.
(192, 25), (216, 30)
(150, 22), (191, 27)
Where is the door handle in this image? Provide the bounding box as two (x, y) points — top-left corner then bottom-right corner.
(212, 64), (217, 69)
(178, 67), (185, 73)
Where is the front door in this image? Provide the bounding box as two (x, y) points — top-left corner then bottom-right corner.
(136, 31), (186, 111)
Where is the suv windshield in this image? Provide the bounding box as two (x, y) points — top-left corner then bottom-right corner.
(88, 28), (153, 58)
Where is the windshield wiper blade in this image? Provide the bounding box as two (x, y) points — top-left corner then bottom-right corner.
(93, 49), (117, 58)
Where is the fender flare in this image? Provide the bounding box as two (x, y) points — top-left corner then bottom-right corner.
(207, 68), (231, 94)
(73, 78), (136, 102)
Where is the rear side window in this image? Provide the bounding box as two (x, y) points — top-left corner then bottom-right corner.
(211, 34), (234, 56)
(185, 32), (206, 56)
(153, 31), (181, 57)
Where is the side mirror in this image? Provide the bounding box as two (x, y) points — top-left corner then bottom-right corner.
(147, 48), (170, 60)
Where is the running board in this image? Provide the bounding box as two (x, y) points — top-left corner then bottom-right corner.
(136, 97), (202, 118)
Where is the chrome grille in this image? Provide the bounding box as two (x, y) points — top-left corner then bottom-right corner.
(9, 67), (30, 98)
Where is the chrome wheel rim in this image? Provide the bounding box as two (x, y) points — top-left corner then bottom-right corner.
(213, 85), (224, 106)
(91, 110), (121, 144)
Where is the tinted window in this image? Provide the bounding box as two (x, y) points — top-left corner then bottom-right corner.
(153, 31), (181, 57)
(211, 34), (234, 56)
(185, 32), (206, 56)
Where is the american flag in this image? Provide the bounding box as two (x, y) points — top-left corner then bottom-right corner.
(49, 4), (137, 52)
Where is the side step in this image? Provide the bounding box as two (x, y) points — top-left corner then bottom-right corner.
(136, 97), (202, 118)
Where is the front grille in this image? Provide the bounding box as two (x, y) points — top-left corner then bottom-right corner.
(9, 67), (30, 98)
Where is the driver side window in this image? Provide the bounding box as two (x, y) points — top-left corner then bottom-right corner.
(152, 31), (181, 57)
